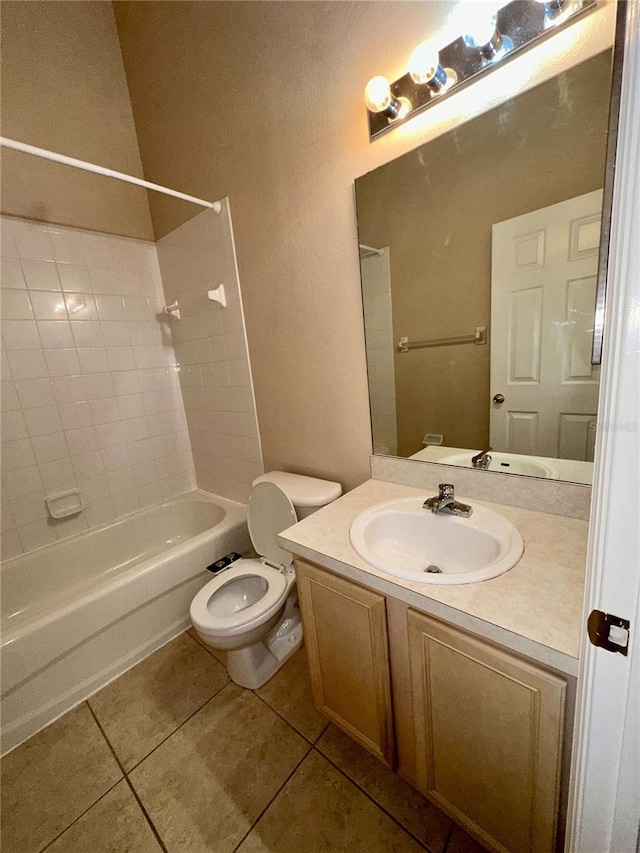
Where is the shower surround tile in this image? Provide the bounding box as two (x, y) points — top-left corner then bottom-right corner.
(1, 215), (195, 557)
(156, 199), (264, 503)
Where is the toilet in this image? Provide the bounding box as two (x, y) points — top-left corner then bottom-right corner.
(190, 471), (341, 689)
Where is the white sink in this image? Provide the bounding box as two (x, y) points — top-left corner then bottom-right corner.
(349, 497), (524, 584)
(437, 451), (556, 478)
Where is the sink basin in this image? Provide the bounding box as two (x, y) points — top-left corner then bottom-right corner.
(349, 497), (524, 584)
(437, 451), (556, 478)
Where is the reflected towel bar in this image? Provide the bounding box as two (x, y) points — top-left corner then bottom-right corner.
(398, 326), (486, 352)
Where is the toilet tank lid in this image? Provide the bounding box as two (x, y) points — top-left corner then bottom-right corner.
(252, 471), (342, 507)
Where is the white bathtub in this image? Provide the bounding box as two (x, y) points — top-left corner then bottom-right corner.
(0, 490), (251, 755)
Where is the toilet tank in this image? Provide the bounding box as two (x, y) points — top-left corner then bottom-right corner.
(251, 472), (342, 519)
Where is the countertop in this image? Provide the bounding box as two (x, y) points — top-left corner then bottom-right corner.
(279, 479), (589, 676)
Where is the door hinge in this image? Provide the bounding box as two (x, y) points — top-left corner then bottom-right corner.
(587, 610), (630, 656)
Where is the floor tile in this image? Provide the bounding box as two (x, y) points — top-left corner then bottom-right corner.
(89, 632), (229, 770)
(129, 682), (309, 852)
(44, 780), (162, 853)
(0, 703), (122, 853)
(256, 646), (328, 742)
(188, 625), (226, 664)
(236, 750), (424, 853)
(317, 724), (452, 852)
(446, 825), (490, 853)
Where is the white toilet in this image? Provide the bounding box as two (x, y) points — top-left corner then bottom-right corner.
(190, 471), (341, 689)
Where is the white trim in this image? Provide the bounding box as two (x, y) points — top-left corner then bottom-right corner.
(0, 136), (221, 212)
(567, 1), (640, 850)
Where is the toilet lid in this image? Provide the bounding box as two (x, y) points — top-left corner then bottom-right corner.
(190, 560), (288, 635)
(248, 481), (297, 568)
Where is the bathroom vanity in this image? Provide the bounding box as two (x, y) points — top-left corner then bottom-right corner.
(279, 479), (588, 853)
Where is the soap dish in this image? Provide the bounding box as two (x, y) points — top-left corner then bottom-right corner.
(46, 489), (84, 519)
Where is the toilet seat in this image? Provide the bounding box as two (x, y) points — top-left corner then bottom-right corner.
(190, 559), (289, 638)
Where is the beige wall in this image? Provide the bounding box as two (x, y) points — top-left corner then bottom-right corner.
(0, 1), (153, 241)
(356, 52), (611, 457)
(113, 1), (615, 490)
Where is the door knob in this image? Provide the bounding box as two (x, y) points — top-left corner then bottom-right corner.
(493, 393), (505, 404)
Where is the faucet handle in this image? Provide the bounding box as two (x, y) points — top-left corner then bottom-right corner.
(438, 484), (455, 499)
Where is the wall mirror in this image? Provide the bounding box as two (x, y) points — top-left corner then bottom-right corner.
(355, 47), (617, 485)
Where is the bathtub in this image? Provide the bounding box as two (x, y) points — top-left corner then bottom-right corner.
(0, 490), (251, 755)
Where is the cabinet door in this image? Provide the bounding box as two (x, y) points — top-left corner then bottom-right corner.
(407, 609), (566, 853)
(295, 559), (395, 767)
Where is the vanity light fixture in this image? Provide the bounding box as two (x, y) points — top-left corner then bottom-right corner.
(365, 0), (597, 140)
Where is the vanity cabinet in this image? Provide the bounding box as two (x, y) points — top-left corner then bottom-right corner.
(295, 558), (395, 767)
(295, 558), (569, 853)
(407, 609), (566, 853)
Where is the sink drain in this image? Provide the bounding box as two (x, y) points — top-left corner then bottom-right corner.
(424, 564), (442, 574)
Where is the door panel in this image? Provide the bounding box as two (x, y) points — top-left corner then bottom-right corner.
(408, 609), (566, 853)
(491, 191), (602, 459)
(295, 559), (395, 766)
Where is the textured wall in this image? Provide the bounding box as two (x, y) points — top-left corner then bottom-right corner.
(0, 216), (193, 559)
(0, 1), (153, 240)
(156, 202), (264, 503)
(113, 2), (614, 489)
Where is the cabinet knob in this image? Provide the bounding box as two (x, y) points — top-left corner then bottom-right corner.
(493, 393), (505, 404)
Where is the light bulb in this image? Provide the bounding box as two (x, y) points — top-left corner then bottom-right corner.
(534, 0), (568, 19)
(409, 42), (440, 85)
(465, 13), (498, 48)
(408, 41), (453, 93)
(364, 76), (393, 113)
(364, 76), (411, 121)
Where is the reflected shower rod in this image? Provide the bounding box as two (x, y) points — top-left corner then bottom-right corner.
(0, 136), (221, 212)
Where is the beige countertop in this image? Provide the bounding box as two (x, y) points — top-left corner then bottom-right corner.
(279, 479), (589, 676)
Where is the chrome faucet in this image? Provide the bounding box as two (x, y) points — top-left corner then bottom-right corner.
(471, 447), (492, 469)
(423, 484), (473, 517)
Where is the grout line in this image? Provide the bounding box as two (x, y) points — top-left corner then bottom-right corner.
(87, 692), (171, 853)
(122, 679), (232, 775)
(311, 743), (440, 852)
(185, 626), (227, 666)
(86, 701), (127, 777)
(230, 742), (314, 853)
(250, 688), (320, 746)
(124, 776), (169, 853)
(184, 625), (227, 669)
(39, 773), (123, 852)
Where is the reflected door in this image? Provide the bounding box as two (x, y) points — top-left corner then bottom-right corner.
(490, 190), (602, 460)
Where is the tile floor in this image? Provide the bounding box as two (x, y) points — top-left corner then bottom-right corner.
(0, 631), (486, 853)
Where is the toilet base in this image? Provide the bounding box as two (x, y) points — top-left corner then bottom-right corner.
(226, 614), (303, 689)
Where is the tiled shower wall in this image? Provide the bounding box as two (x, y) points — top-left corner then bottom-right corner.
(156, 202), (263, 504)
(1, 216), (194, 560)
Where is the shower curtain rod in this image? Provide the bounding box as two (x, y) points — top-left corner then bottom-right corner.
(0, 137), (221, 212)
